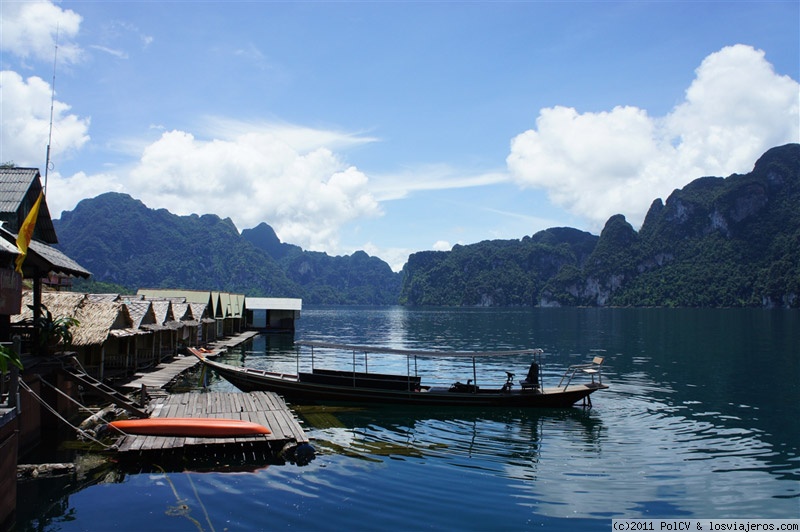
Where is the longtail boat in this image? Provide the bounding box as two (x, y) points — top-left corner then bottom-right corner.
(189, 341), (608, 408)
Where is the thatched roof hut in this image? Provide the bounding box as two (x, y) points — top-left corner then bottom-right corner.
(73, 299), (131, 347)
(12, 291), (146, 347)
(12, 291), (86, 324)
(124, 300), (157, 329)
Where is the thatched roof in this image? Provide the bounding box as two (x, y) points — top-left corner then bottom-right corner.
(73, 299), (128, 346)
(87, 293), (122, 303)
(149, 300), (173, 325)
(11, 289), (221, 348)
(189, 302), (210, 320)
(125, 300), (157, 328)
(12, 291), (86, 323)
(172, 302), (190, 320)
(13, 291), (147, 346)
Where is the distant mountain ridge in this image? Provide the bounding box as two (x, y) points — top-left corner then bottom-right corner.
(53, 194), (403, 304)
(401, 143), (799, 308)
(53, 144), (799, 308)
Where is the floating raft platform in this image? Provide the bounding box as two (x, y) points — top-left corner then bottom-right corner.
(111, 391), (312, 469)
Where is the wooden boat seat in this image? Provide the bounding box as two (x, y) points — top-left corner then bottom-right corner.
(576, 356), (604, 383)
(557, 356), (605, 389)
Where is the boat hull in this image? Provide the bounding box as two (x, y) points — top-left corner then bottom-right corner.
(195, 353), (607, 408)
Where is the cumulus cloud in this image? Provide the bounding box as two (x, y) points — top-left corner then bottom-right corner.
(507, 44), (800, 230)
(0, 0), (82, 65)
(0, 71), (90, 166)
(46, 171), (126, 216)
(121, 124), (382, 252)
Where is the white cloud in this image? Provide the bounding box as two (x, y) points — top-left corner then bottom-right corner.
(358, 242), (411, 273)
(0, 70), (90, 166)
(371, 165), (509, 201)
(122, 125), (382, 252)
(46, 171), (125, 218)
(0, 0), (82, 64)
(432, 240), (452, 251)
(89, 45), (128, 60)
(507, 44), (800, 230)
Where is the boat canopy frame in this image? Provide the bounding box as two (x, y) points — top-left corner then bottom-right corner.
(295, 340), (545, 392)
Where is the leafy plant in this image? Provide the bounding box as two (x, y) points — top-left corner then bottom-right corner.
(0, 344), (22, 375)
(29, 304), (80, 352)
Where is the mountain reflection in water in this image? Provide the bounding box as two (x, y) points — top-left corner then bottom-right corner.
(12, 307), (799, 531)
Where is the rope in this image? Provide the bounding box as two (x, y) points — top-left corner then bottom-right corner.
(37, 376), (97, 417)
(18, 379), (116, 448)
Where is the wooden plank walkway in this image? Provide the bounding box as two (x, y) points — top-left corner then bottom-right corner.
(118, 331), (259, 392)
(112, 391), (311, 466)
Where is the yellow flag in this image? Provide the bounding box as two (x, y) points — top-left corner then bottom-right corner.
(15, 191), (43, 274)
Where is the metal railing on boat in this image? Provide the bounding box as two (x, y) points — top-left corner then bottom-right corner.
(294, 341), (545, 393)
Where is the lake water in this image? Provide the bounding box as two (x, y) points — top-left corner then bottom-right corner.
(14, 307), (800, 530)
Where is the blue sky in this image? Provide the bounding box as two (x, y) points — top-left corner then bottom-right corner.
(2, 1), (798, 271)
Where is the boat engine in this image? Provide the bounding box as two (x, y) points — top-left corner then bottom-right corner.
(449, 379), (479, 393)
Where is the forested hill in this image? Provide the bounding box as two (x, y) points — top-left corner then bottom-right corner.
(53, 193), (403, 304)
(53, 144), (798, 308)
(400, 144), (800, 308)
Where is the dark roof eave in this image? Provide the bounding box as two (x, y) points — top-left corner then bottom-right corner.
(17, 242), (90, 279)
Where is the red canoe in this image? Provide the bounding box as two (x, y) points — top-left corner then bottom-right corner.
(108, 417), (271, 437)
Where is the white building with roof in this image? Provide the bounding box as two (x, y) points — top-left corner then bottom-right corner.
(245, 297), (301, 331)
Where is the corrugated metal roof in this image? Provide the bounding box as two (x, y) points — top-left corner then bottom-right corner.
(0, 224), (90, 278)
(27, 238), (91, 277)
(0, 167), (58, 243)
(0, 167), (38, 212)
(137, 289), (212, 304)
(0, 235), (18, 255)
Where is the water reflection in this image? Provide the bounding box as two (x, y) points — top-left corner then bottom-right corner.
(14, 308), (799, 529)
(215, 307), (799, 514)
(297, 404), (604, 483)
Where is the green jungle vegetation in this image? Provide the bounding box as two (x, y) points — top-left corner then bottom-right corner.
(54, 144), (799, 308)
(54, 193), (401, 304)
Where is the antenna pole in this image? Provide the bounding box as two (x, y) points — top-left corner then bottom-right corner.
(44, 25), (59, 196)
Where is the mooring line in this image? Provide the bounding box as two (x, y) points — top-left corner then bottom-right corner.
(18, 379), (115, 448)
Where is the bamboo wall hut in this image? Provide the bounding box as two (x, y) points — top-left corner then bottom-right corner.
(72, 298), (142, 381)
(171, 302), (199, 351)
(12, 292), (157, 380)
(189, 302), (216, 345)
(142, 300), (176, 365)
(124, 299), (159, 370)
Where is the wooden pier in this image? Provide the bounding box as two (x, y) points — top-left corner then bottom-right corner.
(118, 331), (259, 393)
(111, 391), (312, 469)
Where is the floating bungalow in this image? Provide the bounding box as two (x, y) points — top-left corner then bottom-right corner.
(8, 291), (217, 382)
(137, 289), (244, 338)
(245, 297), (302, 332)
(0, 168), (304, 527)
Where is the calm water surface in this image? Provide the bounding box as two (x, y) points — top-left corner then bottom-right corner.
(15, 307), (800, 530)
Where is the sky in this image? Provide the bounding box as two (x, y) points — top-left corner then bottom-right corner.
(1, 1), (798, 271)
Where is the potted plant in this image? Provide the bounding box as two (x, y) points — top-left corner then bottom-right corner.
(30, 304), (80, 354)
